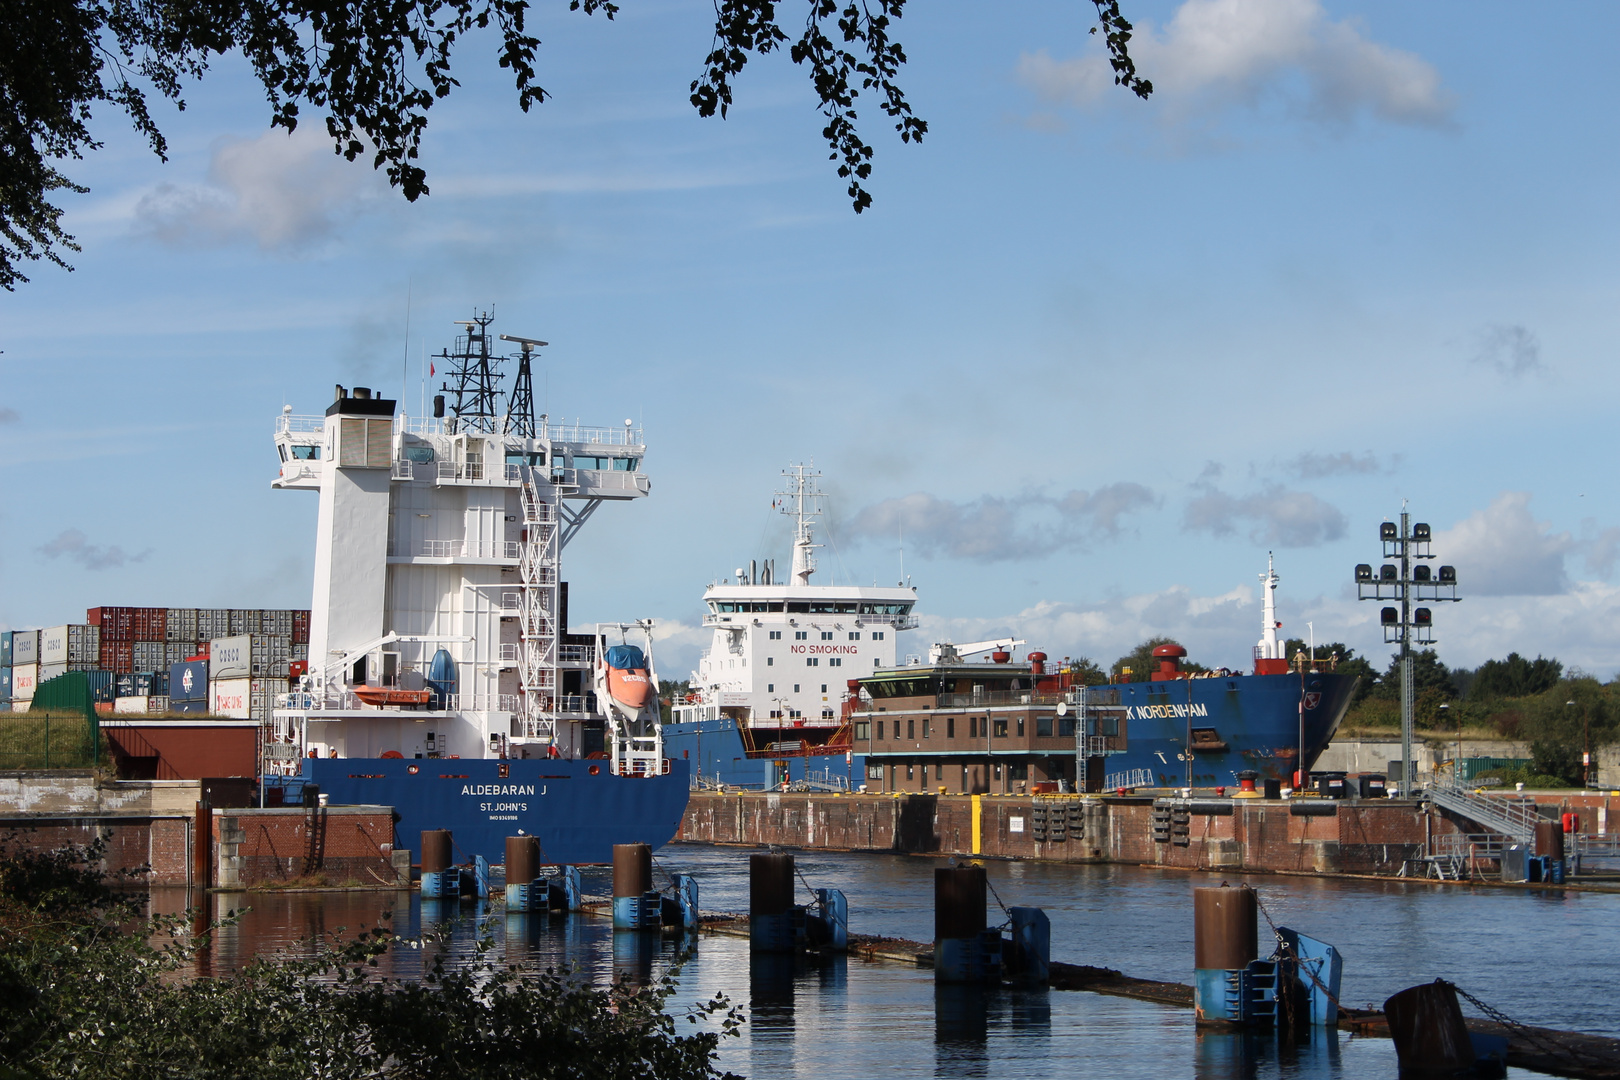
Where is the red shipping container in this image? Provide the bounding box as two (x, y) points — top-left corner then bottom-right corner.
(292, 610), (311, 645)
(99, 641), (134, 675)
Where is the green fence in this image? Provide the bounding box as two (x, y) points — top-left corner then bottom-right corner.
(0, 711), (103, 769)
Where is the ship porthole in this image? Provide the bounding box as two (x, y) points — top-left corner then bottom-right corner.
(407, 765), (419, 775)
(589, 765), (601, 776)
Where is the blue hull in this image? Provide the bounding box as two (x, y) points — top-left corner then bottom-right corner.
(289, 758), (692, 865)
(1104, 670), (1358, 786)
(662, 720), (864, 790)
(665, 670), (1359, 790)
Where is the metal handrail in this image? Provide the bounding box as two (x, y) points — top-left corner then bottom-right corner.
(1427, 779), (1538, 843)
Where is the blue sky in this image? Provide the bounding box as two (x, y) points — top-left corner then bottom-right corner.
(3, 0), (1619, 681)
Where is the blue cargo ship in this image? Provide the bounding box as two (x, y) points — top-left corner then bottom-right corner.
(266, 313), (688, 863)
(666, 549), (1359, 793)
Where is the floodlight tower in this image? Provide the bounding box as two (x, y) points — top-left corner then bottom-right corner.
(1354, 509), (1460, 795)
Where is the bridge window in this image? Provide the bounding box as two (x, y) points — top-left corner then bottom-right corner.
(291, 444), (320, 460)
(1037, 715), (1053, 737)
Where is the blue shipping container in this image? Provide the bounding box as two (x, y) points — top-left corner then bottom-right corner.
(1, 667), (10, 700)
(169, 660), (209, 702)
(1, 631), (11, 667)
(85, 671), (114, 704)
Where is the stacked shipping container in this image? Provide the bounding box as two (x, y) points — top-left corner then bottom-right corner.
(5, 606), (309, 713)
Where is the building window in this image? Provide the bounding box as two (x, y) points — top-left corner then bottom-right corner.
(769, 630), (781, 640)
(849, 632), (860, 641)
(794, 684), (800, 693)
(795, 631), (808, 641)
(767, 657), (774, 666)
(821, 631), (834, 641)
(936, 762), (944, 781)
(1037, 715), (1053, 737)
(993, 763), (1003, 780)
(1009, 762), (1029, 781)
(906, 763), (914, 780)
(829, 657), (841, 667)
(1017, 717), (1025, 737)
(1059, 715), (1076, 737)
(874, 659), (880, 667)
(873, 631), (885, 640)
(922, 718), (930, 739)
(855, 721), (870, 740)
(821, 684), (827, 692)
(867, 763), (884, 779)
(807, 657), (819, 667)
(876, 720), (884, 740)
(993, 718), (1008, 738)
(768, 683), (774, 692)
(947, 716), (955, 739)
(968, 716), (977, 739)
(907, 719), (915, 740)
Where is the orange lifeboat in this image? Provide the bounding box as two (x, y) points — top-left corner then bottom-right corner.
(603, 644), (652, 711)
(352, 686), (433, 707)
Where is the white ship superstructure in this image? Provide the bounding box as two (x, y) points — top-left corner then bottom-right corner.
(268, 313), (654, 769)
(681, 466), (918, 738)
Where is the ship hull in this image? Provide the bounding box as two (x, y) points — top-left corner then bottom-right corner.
(665, 671), (1358, 791)
(288, 757), (691, 865)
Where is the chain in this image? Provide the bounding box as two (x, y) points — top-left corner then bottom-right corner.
(1449, 983), (1600, 1066)
(1251, 887), (1347, 1018)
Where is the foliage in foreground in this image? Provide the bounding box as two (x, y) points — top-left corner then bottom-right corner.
(0, 838), (741, 1080)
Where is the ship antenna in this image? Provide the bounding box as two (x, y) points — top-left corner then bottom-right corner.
(500, 333), (547, 438)
(437, 310), (503, 434)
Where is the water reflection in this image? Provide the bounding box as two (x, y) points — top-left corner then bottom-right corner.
(1194, 1025), (1343, 1080)
(749, 953), (798, 1077)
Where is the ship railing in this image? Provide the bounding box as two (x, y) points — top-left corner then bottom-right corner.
(558, 644), (595, 664)
(275, 690), (365, 712)
(937, 690), (1025, 708)
(442, 693), (521, 713)
(498, 643), (520, 663)
(277, 414), (326, 434)
(1104, 767), (1155, 790)
(574, 470), (648, 494)
(546, 422), (644, 447)
(418, 539), (522, 561)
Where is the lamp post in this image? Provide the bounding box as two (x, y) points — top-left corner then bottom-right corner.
(1440, 702), (1455, 783)
(1567, 699), (1589, 789)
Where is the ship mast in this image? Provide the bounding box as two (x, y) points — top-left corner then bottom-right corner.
(1257, 552), (1283, 660)
(778, 464), (825, 585)
(436, 311), (502, 434)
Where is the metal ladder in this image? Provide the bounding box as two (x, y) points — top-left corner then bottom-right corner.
(517, 468), (560, 743)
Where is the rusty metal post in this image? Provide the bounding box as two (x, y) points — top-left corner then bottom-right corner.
(750, 852), (797, 951)
(505, 835), (540, 910)
(193, 800), (212, 891)
(1193, 886), (1258, 1023)
(613, 843), (654, 929)
(935, 865), (995, 982)
(420, 829), (453, 898)
(1384, 981), (1476, 1074)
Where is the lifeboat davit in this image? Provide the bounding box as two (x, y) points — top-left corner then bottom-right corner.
(603, 644), (652, 711)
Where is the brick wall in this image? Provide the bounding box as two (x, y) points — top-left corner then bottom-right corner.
(213, 807), (401, 888)
(0, 818), (192, 886)
(679, 792), (1432, 876)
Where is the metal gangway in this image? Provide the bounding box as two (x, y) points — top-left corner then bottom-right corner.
(1425, 779), (1538, 845)
(1105, 767), (1155, 791)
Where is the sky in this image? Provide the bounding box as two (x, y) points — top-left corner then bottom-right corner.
(3, 0), (1619, 683)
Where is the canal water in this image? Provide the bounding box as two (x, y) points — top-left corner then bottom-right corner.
(158, 844), (1620, 1079)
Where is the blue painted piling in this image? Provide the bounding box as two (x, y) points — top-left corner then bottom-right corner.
(751, 852), (797, 952)
(935, 865), (1000, 983)
(613, 843), (658, 930)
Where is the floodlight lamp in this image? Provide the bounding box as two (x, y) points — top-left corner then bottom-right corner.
(1355, 564), (1373, 583)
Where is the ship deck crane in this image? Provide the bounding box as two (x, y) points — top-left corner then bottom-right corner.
(928, 638), (1027, 664)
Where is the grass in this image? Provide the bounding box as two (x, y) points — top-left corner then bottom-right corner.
(0, 711), (103, 770)
(250, 873), (367, 891)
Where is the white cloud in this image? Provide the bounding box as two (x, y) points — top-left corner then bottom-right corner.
(135, 127), (385, 251)
(1183, 480), (1346, 547)
(648, 618), (711, 682)
(36, 528), (151, 571)
(1018, 0), (1450, 129)
(845, 483), (1157, 561)
(1435, 492), (1572, 597)
(1470, 324), (1545, 378)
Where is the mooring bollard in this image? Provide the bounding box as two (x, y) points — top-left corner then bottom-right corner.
(935, 865), (999, 982)
(505, 836), (539, 910)
(1193, 885), (1261, 1024)
(420, 829), (453, 899)
(1384, 981), (1477, 1075)
(750, 852), (797, 952)
(662, 872), (700, 930)
(612, 843), (657, 929)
